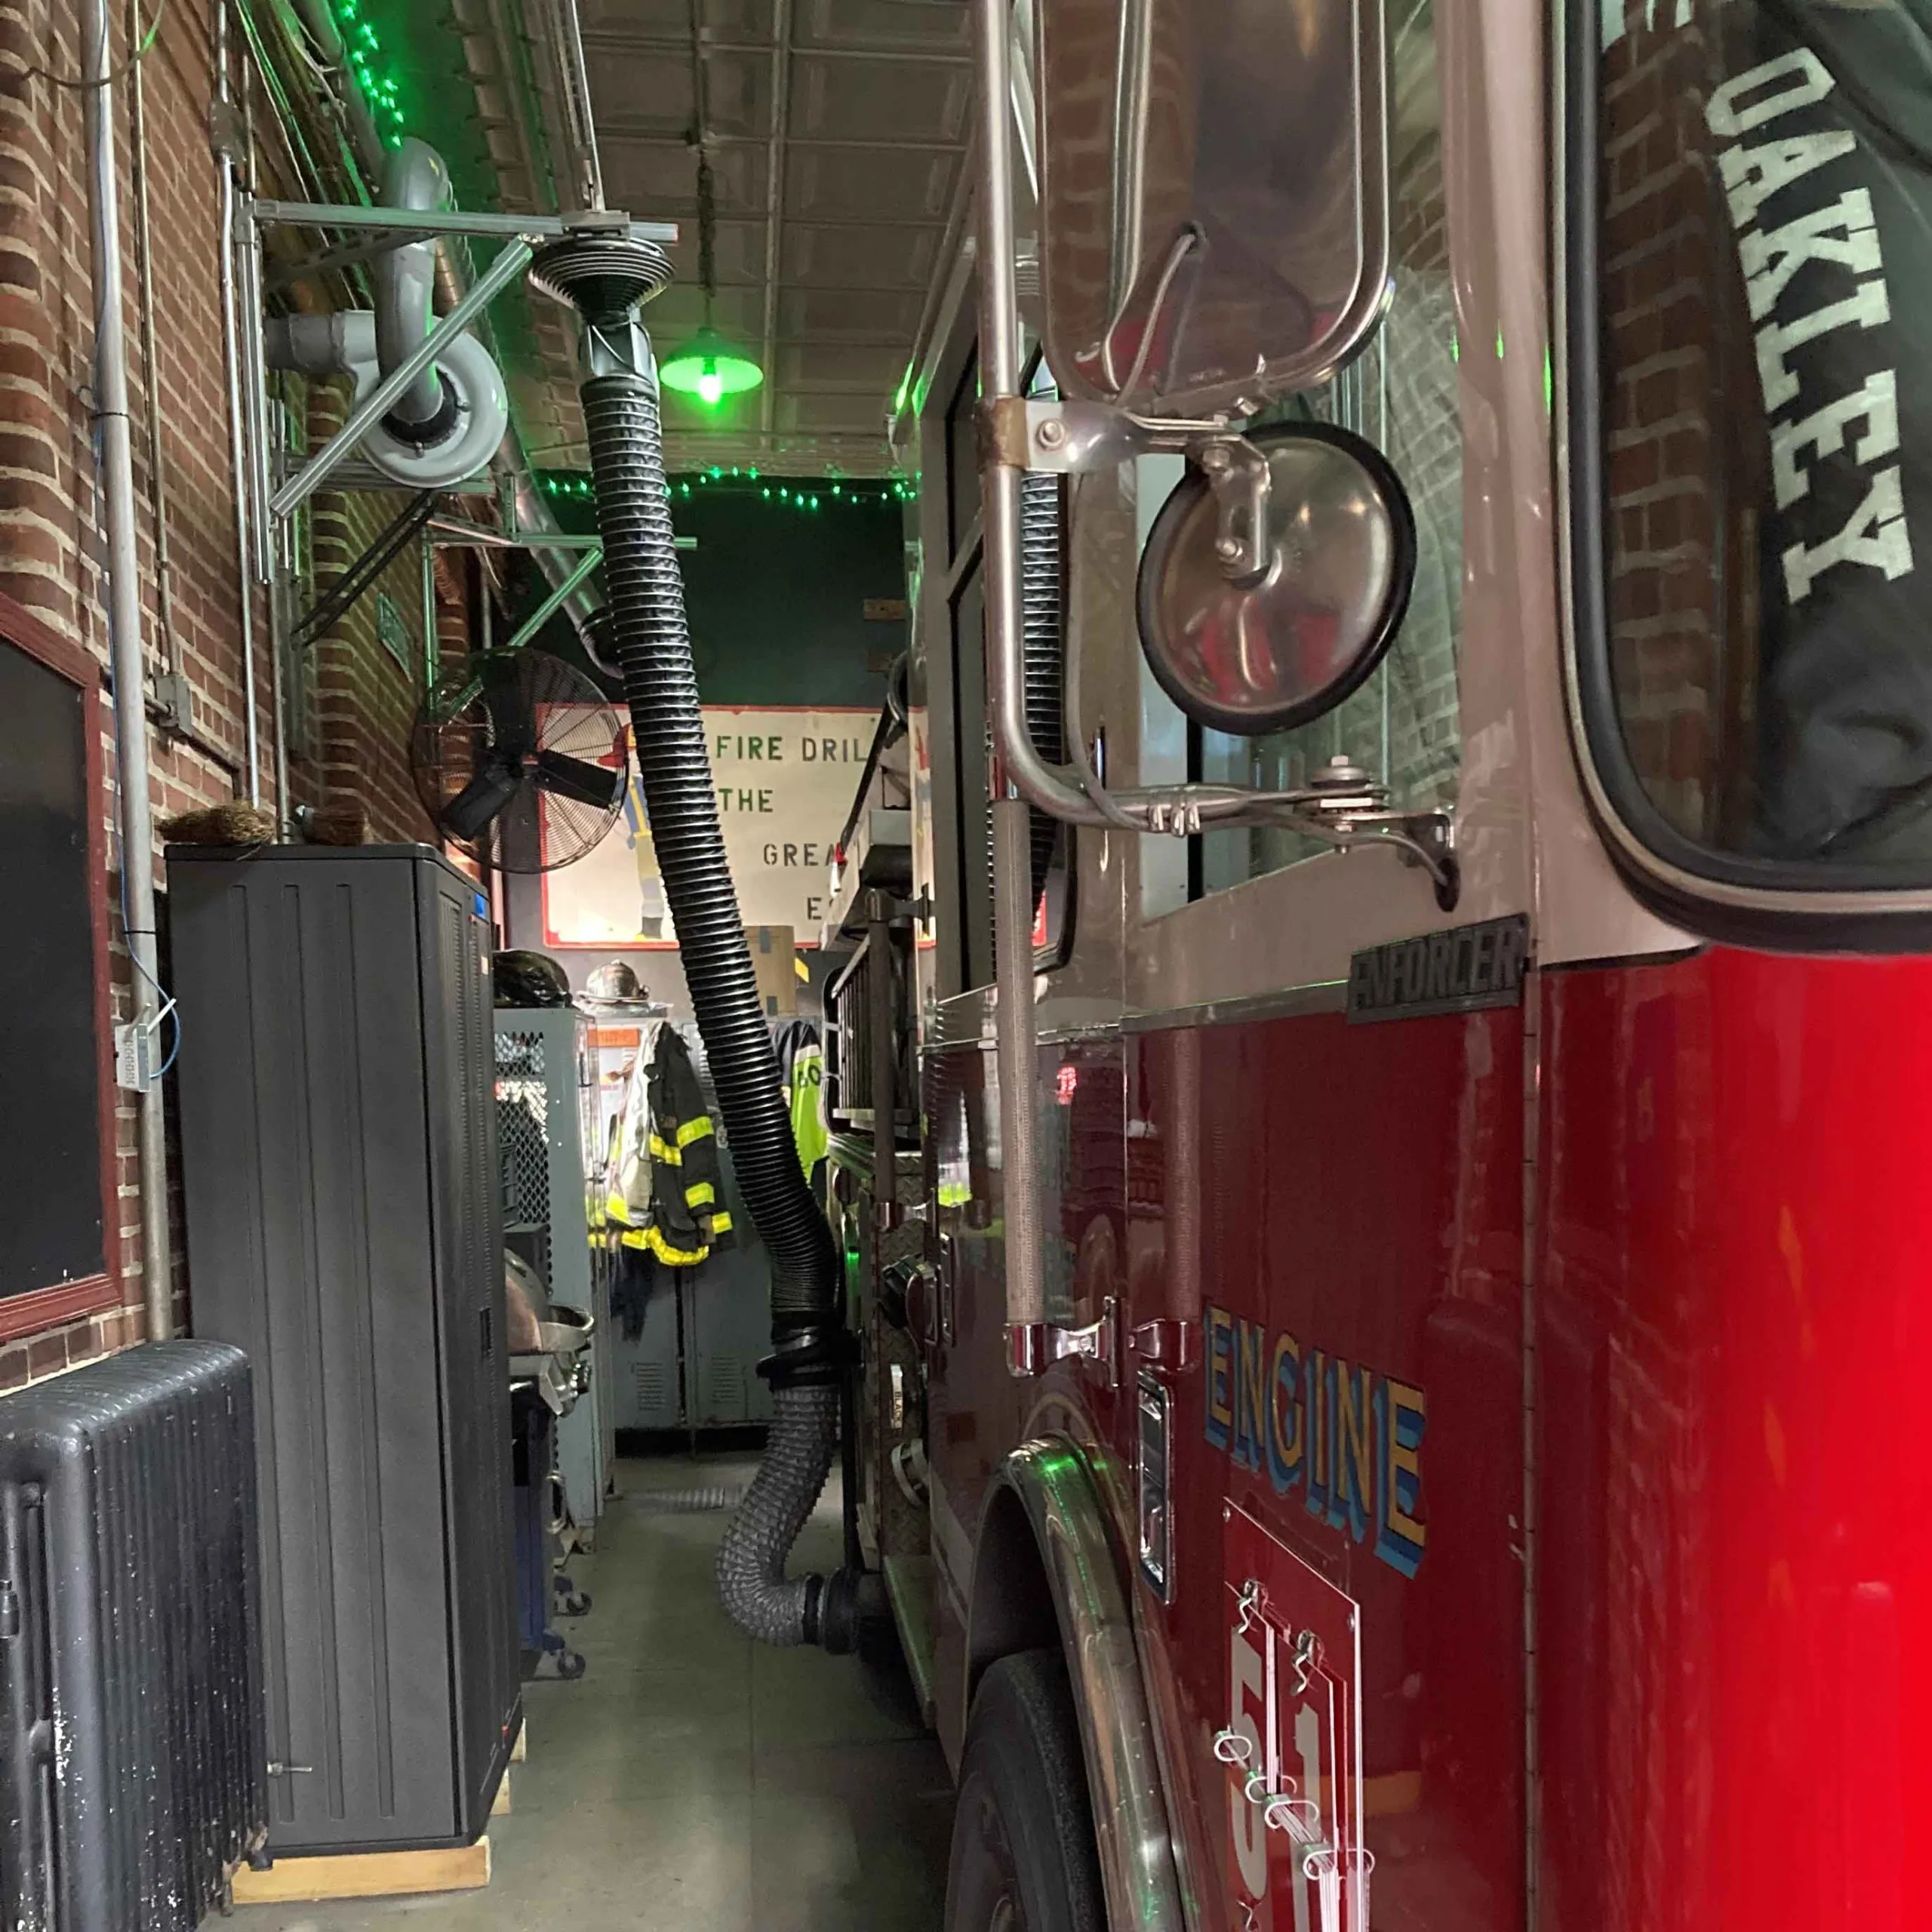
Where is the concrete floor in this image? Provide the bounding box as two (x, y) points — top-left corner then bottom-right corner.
(237, 1455), (955, 1932)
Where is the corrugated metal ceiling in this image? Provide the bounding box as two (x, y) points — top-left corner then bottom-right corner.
(543, 0), (970, 476)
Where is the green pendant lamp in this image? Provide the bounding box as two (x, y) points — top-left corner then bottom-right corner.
(660, 325), (764, 407)
(660, 149), (762, 410)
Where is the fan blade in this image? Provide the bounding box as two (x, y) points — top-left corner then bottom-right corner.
(531, 749), (623, 811)
(441, 759), (525, 839)
(481, 670), (539, 757)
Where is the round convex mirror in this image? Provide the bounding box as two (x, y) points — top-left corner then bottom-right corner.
(1137, 424), (1416, 737)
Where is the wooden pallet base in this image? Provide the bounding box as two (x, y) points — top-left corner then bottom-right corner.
(491, 1767), (513, 1817)
(230, 1838), (491, 1905)
(511, 1716), (527, 1764)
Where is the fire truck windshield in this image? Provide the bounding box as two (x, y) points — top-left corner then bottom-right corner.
(1580, 0), (1932, 890)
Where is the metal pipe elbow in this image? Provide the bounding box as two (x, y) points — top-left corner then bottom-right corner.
(374, 137), (451, 429)
(349, 328), (509, 491)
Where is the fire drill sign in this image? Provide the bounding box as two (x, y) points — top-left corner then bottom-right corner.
(541, 704), (874, 948)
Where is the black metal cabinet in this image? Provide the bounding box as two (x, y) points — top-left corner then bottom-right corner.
(170, 844), (518, 1854)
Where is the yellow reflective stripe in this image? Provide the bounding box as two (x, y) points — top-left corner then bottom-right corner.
(643, 1226), (709, 1266)
(684, 1180), (716, 1208)
(647, 1133), (681, 1165)
(619, 1227), (649, 1250)
(710, 1210), (733, 1235)
(605, 1190), (632, 1224)
(675, 1117), (714, 1148)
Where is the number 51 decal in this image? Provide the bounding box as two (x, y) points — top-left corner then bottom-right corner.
(1216, 1506), (1374, 1932)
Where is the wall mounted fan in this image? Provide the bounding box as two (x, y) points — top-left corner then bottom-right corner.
(410, 648), (626, 873)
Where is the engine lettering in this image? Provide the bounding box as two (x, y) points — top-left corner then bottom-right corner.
(1204, 1304), (1428, 1577)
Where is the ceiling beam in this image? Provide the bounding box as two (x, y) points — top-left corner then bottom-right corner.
(759, 0), (794, 440)
(581, 34), (970, 65)
(598, 129), (969, 154)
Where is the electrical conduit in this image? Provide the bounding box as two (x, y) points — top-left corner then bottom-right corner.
(82, 0), (173, 1340)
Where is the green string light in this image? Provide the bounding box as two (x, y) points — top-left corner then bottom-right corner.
(534, 469), (912, 515)
(331, 0), (408, 148)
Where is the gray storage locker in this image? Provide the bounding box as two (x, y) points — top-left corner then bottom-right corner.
(494, 1006), (608, 1536)
(169, 844), (519, 1855)
(604, 1020), (776, 1433)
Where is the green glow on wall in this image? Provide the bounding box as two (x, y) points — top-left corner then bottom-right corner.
(332, 0), (407, 147)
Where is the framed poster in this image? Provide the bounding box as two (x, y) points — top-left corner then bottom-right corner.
(542, 704), (874, 948)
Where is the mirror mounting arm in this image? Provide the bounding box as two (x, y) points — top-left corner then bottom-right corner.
(980, 396), (1275, 580)
(1260, 757), (1460, 910)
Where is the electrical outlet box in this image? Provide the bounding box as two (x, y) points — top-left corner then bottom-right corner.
(153, 670), (195, 735)
(114, 1021), (154, 1093)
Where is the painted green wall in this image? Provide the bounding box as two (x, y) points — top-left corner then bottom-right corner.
(678, 487), (907, 706)
(523, 481), (908, 709)
(503, 480), (910, 1008)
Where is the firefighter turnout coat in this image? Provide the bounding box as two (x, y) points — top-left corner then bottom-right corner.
(606, 1023), (733, 1266)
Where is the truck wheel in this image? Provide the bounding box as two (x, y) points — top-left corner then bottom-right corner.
(944, 1649), (1103, 1932)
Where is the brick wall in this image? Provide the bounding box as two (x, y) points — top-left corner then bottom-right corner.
(304, 380), (443, 846)
(1598, 6), (1757, 844)
(0, 0), (459, 1372)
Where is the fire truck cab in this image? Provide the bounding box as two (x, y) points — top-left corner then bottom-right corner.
(825, 3), (1932, 1930)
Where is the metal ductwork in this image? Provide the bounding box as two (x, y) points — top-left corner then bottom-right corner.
(276, 8), (609, 663)
(372, 140), (457, 438)
(528, 232), (880, 1654)
(263, 139), (509, 492)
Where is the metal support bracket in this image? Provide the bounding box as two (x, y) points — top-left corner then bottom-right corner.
(249, 200), (678, 247)
(1128, 1316), (1197, 1373)
(499, 547), (604, 656)
(289, 489), (438, 650)
(982, 395), (1274, 580)
(1262, 755), (1460, 910)
(1006, 1297), (1121, 1384)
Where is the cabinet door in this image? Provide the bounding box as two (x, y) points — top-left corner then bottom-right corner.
(174, 854), (455, 1853)
(418, 863), (518, 1835)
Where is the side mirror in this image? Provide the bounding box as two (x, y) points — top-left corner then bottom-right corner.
(1136, 424), (1415, 737)
(1032, 0), (1392, 415)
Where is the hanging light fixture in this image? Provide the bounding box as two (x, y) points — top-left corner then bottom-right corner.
(660, 323), (764, 406)
(659, 135), (762, 409)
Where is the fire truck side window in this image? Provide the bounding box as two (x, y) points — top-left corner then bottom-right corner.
(1582, 0), (1932, 880)
(1163, 0), (1464, 900)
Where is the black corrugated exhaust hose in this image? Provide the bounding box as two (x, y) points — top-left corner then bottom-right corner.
(1018, 467), (1066, 916)
(531, 233), (878, 1653)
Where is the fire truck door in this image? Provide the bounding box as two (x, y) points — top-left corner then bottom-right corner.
(1118, 20), (1535, 1893)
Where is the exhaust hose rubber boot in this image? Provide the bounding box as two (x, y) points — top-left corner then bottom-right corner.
(713, 1385), (840, 1647)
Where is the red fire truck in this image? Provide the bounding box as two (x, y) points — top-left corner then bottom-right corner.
(820, 2), (1932, 1928)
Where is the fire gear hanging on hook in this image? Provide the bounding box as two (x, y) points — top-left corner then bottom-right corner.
(607, 1023), (734, 1266)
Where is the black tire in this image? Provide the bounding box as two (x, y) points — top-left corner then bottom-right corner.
(944, 1650), (1104, 1932)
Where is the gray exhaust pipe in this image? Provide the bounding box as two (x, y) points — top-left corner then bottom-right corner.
(262, 138), (507, 494)
(373, 139), (453, 438)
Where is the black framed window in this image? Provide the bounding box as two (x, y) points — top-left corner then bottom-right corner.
(1575, 2), (1932, 891)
